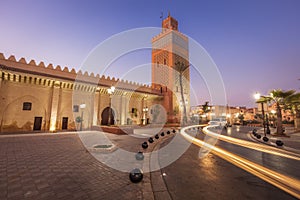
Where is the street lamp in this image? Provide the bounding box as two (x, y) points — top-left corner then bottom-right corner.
(79, 103), (86, 131)
(107, 86), (115, 126)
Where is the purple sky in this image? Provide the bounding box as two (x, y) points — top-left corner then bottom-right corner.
(1, 0), (299, 107)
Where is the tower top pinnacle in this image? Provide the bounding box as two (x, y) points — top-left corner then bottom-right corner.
(162, 13), (178, 31)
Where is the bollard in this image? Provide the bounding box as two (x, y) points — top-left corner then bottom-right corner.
(129, 168), (143, 183)
(155, 134), (159, 139)
(172, 129), (176, 133)
(142, 142), (148, 149)
(276, 140), (284, 146)
(135, 151), (144, 160)
(161, 132), (165, 137)
(167, 130), (170, 134)
(263, 137), (269, 142)
(256, 134), (261, 139)
(148, 137), (154, 143)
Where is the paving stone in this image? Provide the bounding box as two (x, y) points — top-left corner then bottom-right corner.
(0, 131), (155, 200)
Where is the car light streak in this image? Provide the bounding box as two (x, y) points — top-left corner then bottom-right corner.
(181, 126), (300, 199)
(188, 125), (300, 161)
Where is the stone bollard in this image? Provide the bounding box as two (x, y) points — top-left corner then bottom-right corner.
(129, 168), (143, 183)
(135, 151), (144, 160)
(148, 137), (154, 143)
(256, 134), (261, 139)
(142, 142), (148, 149)
(263, 136), (269, 142)
(276, 140), (284, 146)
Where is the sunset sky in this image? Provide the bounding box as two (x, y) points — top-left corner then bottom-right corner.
(1, 0), (299, 107)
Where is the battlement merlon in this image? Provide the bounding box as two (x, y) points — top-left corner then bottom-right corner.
(0, 53), (162, 95)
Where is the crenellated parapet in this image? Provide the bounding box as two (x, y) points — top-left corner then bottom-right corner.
(0, 53), (162, 95)
(152, 28), (188, 43)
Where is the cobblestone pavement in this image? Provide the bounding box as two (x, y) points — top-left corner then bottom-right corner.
(0, 133), (149, 200)
(1, 128), (298, 200)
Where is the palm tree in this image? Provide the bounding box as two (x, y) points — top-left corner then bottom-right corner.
(201, 101), (210, 122)
(257, 89), (296, 135)
(175, 61), (189, 125)
(285, 93), (300, 130)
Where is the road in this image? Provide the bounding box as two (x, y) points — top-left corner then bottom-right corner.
(157, 125), (299, 200)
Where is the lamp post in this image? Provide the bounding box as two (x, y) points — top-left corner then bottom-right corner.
(79, 103), (86, 131)
(107, 86), (115, 126)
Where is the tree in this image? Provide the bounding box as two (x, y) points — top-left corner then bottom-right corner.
(175, 61), (189, 125)
(201, 101), (210, 122)
(257, 89), (297, 135)
(285, 93), (300, 130)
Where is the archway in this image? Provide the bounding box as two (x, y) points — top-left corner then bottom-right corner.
(101, 107), (115, 125)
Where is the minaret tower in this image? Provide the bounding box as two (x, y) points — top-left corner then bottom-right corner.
(151, 13), (190, 123)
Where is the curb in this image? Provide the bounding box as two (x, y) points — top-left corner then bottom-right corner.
(149, 134), (173, 200)
(249, 131), (282, 148)
(249, 131), (300, 154)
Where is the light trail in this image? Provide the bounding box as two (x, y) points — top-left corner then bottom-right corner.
(189, 125), (300, 161)
(180, 125), (300, 199)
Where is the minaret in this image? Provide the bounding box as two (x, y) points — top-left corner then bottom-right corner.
(151, 14), (190, 123)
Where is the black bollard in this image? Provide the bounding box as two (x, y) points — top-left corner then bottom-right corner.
(276, 140), (284, 146)
(129, 168), (143, 183)
(256, 134), (261, 139)
(172, 129), (176, 133)
(155, 134), (159, 139)
(167, 131), (170, 134)
(263, 137), (269, 142)
(142, 142), (148, 149)
(148, 137), (154, 143)
(135, 151), (144, 160)
(161, 132), (165, 136)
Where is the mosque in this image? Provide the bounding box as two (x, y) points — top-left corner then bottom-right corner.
(0, 14), (190, 133)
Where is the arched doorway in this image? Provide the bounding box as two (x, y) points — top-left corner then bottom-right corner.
(101, 107), (115, 125)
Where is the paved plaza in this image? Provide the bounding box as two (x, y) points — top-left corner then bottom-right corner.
(0, 132), (151, 200)
(0, 129), (298, 200)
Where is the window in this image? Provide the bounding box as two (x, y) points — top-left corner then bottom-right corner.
(164, 59), (166, 65)
(73, 105), (79, 112)
(23, 102), (32, 111)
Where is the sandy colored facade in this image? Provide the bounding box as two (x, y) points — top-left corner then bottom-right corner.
(0, 53), (165, 132)
(0, 14), (190, 133)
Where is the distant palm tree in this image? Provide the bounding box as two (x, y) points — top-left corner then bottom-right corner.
(257, 89), (297, 135)
(285, 93), (300, 130)
(201, 101), (210, 122)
